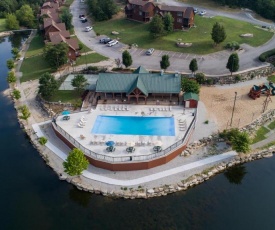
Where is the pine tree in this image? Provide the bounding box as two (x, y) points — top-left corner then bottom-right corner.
(149, 15), (164, 38)
(226, 52), (239, 75)
(160, 54), (170, 70)
(163, 12), (174, 33)
(189, 58), (198, 74)
(211, 22), (226, 46)
(122, 50), (133, 68)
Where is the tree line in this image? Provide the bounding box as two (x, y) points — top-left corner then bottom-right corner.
(212, 0), (275, 21)
(86, 0), (118, 21)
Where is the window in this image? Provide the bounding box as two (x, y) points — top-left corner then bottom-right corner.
(177, 18), (182, 23)
(177, 12), (183, 16)
(139, 11), (142, 16)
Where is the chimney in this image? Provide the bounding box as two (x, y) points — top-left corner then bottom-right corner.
(160, 70), (164, 76)
(174, 71), (179, 77)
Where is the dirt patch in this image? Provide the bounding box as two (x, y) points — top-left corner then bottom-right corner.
(201, 83), (275, 130)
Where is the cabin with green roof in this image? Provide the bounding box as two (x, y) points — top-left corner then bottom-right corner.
(95, 66), (181, 104)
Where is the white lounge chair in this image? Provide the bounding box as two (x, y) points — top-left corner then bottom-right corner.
(78, 123), (84, 128)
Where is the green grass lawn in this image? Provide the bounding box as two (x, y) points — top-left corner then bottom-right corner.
(268, 121), (275, 130)
(252, 126), (270, 144)
(48, 90), (81, 103)
(94, 16), (273, 54)
(75, 53), (108, 66)
(25, 35), (45, 58)
(268, 75), (275, 83)
(20, 54), (53, 82)
(0, 18), (6, 32)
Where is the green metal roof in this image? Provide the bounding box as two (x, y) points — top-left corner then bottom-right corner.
(96, 72), (181, 94)
(133, 66), (149, 74)
(183, 92), (199, 101)
(127, 76), (148, 96)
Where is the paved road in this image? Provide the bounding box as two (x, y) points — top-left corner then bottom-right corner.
(70, 0), (275, 75)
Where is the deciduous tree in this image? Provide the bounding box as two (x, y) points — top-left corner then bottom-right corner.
(160, 54), (170, 71)
(18, 105), (31, 121)
(231, 131), (251, 153)
(163, 12), (174, 33)
(71, 74), (88, 93)
(7, 59), (15, 70)
(11, 47), (20, 60)
(5, 14), (20, 30)
(226, 52), (239, 75)
(195, 72), (205, 84)
(7, 71), (17, 83)
(12, 89), (21, 100)
(16, 4), (35, 28)
(189, 58), (198, 74)
(122, 50), (132, 68)
(181, 78), (200, 94)
(38, 72), (58, 99)
(60, 8), (73, 30)
(63, 148), (89, 176)
(211, 22), (226, 46)
(149, 15), (164, 37)
(43, 43), (68, 69)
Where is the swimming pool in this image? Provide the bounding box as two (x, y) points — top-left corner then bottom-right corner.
(92, 115), (175, 136)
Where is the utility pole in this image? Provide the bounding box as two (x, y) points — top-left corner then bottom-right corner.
(230, 92), (237, 126)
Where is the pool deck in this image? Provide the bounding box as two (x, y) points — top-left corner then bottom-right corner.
(55, 105), (196, 158)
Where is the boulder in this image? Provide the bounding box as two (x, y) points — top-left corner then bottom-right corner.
(147, 189), (154, 194)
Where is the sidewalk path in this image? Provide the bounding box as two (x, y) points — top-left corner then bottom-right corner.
(33, 122), (237, 186)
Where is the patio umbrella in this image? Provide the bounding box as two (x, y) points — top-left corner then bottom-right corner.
(127, 141), (135, 147)
(154, 141), (163, 147)
(106, 141), (115, 146)
(62, 110), (70, 115)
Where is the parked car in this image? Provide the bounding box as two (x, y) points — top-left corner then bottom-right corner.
(146, 48), (155, 55)
(85, 26), (93, 32)
(99, 37), (112, 44)
(194, 8), (198, 14)
(107, 40), (118, 47)
(79, 14), (85, 18)
(199, 10), (206, 16)
(81, 18), (87, 23)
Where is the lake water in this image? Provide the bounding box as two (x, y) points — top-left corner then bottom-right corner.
(1, 33), (275, 230)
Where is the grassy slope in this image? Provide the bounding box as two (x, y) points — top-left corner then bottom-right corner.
(25, 35), (45, 57)
(252, 126), (270, 143)
(94, 16), (273, 54)
(20, 55), (53, 82)
(0, 18), (6, 32)
(76, 53), (107, 65)
(48, 90), (81, 103)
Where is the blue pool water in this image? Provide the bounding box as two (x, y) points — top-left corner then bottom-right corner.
(92, 115), (175, 136)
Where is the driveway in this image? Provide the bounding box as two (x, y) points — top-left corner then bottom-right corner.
(70, 0), (275, 75)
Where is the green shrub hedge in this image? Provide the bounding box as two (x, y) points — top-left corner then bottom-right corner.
(259, 49), (275, 62)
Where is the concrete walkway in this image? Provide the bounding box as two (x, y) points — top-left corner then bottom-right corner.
(33, 122), (237, 186)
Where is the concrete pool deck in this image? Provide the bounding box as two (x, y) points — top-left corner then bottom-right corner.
(54, 105), (196, 158)
(33, 121), (237, 186)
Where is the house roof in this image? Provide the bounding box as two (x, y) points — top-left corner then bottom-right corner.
(183, 7), (194, 18)
(43, 18), (66, 31)
(183, 92), (199, 101)
(156, 4), (187, 12)
(128, 0), (153, 6)
(49, 30), (70, 40)
(96, 71), (181, 94)
(49, 32), (67, 44)
(127, 77), (148, 96)
(66, 38), (79, 51)
(40, 8), (59, 22)
(133, 66), (149, 74)
(42, 2), (59, 10)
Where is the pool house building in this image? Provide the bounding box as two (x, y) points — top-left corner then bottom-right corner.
(95, 67), (182, 105)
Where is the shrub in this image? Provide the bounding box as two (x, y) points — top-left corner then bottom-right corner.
(206, 78), (214, 85)
(195, 72), (205, 84)
(225, 41), (240, 50)
(259, 49), (275, 62)
(234, 75), (241, 82)
(38, 136), (48, 145)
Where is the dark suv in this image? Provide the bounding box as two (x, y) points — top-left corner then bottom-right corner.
(99, 37), (112, 44)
